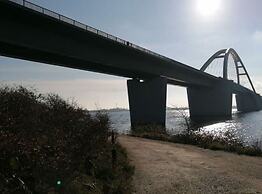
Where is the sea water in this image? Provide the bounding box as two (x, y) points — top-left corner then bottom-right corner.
(105, 109), (262, 147)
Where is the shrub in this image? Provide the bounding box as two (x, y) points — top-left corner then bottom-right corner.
(0, 85), (134, 194)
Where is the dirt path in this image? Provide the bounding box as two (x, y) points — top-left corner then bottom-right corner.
(118, 135), (262, 194)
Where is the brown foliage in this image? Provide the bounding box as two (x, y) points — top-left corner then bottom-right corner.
(0, 86), (111, 193)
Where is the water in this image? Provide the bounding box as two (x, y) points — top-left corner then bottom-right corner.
(106, 109), (262, 147)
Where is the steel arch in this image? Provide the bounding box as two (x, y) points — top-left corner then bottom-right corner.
(200, 48), (256, 93)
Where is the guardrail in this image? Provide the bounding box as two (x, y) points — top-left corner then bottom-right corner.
(9, 0), (169, 61)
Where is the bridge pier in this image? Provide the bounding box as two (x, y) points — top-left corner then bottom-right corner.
(236, 93), (262, 112)
(127, 77), (167, 128)
(187, 81), (232, 122)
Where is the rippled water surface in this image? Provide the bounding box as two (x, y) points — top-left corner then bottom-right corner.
(106, 109), (262, 146)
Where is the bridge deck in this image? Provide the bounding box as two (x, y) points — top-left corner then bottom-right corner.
(0, 0), (220, 87)
(0, 0), (256, 94)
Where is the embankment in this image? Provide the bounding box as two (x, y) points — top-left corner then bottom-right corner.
(119, 135), (262, 194)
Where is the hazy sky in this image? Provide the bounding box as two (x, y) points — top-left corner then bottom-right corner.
(1, 0), (262, 109)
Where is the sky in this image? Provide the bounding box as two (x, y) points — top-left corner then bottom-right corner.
(1, 0), (262, 109)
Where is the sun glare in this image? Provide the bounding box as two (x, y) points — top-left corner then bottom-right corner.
(196, 0), (221, 17)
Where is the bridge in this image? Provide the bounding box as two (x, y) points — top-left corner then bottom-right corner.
(0, 0), (261, 127)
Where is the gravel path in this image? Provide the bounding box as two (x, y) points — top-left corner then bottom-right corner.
(119, 135), (262, 194)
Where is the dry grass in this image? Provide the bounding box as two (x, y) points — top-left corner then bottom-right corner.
(131, 126), (262, 157)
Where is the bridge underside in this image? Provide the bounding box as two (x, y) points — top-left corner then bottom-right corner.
(0, 0), (216, 88)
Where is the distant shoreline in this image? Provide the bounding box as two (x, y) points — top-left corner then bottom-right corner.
(89, 106), (238, 112)
(89, 107), (189, 112)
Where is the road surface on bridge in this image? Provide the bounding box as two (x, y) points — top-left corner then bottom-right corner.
(119, 135), (262, 194)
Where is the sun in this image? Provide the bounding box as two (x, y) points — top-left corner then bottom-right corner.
(196, 0), (221, 17)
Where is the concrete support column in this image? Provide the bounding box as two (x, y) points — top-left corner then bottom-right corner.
(127, 77), (167, 128)
(187, 82), (232, 122)
(236, 93), (262, 112)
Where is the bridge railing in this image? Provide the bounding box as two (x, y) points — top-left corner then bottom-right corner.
(9, 0), (170, 61)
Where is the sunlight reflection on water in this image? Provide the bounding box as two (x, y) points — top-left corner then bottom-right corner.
(103, 108), (262, 146)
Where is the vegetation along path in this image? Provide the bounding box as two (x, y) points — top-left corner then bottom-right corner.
(119, 135), (262, 194)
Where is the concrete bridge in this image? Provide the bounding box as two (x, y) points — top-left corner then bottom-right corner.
(0, 0), (261, 127)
